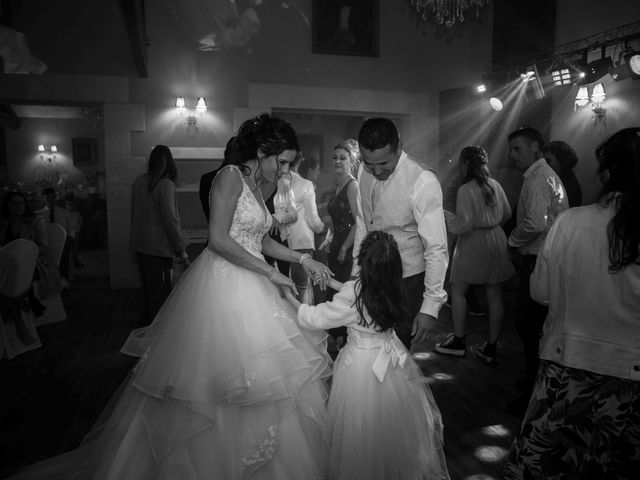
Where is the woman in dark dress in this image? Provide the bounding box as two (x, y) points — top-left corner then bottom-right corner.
(325, 139), (360, 289)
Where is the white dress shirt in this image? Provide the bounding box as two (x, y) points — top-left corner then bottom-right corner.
(353, 152), (448, 318)
(287, 172), (324, 250)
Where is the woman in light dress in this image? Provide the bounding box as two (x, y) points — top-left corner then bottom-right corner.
(7, 113), (333, 480)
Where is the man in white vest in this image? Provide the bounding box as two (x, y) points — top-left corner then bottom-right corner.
(352, 117), (448, 349)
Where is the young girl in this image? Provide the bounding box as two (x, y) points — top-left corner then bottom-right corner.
(284, 230), (450, 480)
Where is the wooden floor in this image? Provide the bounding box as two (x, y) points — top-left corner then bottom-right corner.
(0, 250), (528, 480)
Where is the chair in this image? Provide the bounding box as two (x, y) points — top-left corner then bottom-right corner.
(34, 223), (68, 326)
(46, 222), (67, 266)
(0, 239), (42, 360)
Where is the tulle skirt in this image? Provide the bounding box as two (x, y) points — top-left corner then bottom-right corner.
(326, 329), (450, 480)
(7, 248), (331, 480)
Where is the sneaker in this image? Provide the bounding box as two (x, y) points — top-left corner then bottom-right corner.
(474, 342), (498, 364)
(435, 333), (467, 357)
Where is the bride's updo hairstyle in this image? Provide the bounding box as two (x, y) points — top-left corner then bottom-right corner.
(222, 113), (299, 176)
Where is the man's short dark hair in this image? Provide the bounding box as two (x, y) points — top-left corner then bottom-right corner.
(358, 117), (400, 152)
(507, 125), (545, 151)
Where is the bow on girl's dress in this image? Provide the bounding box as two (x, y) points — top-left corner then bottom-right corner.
(371, 337), (408, 382)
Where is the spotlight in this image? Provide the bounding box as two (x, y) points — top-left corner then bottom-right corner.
(476, 84), (486, 93)
(575, 57), (614, 85)
(489, 97), (503, 111)
(623, 51), (640, 79)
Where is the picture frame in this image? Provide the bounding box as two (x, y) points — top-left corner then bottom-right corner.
(72, 138), (98, 165)
(312, 0), (379, 57)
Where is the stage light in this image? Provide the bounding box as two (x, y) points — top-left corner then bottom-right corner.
(476, 84), (486, 93)
(551, 67), (572, 86)
(575, 57), (614, 85)
(624, 51), (640, 79)
(489, 97), (503, 111)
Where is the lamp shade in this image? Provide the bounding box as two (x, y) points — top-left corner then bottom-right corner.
(591, 83), (606, 104)
(38, 144), (45, 152)
(50, 145), (58, 153)
(574, 86), (590, 110)
(175, 97), (186, 109)
(195, 97), (207, 114)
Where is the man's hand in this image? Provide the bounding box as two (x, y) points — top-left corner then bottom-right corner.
(411, 312), (436, 344)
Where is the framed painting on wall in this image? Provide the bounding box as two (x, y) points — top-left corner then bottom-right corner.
(312, 0), (379, 57)
(72, 138), (98, 165)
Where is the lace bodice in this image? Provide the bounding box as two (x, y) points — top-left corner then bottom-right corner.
(226, 166), (272, 256)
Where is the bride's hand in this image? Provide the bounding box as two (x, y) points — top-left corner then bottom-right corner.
(301, 256), (333, 290)
(268, 269), (298, 297)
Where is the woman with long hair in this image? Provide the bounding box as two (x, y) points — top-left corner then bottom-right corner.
(130, 145), (189, 325)
(503, 127), (640, 479)
(436, 146), (514, 363)
(6, 114), (333, 480)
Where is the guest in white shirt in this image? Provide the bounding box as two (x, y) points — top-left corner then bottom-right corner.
(353, 117), (448, 349)
(506, 126), (568, 415)
(287, 153), (325, 302)
(504, 127), (640, 480)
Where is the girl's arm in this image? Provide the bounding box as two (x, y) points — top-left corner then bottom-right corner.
(287, 281), (357, 330)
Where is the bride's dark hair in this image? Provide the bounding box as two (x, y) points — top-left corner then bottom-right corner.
(354, 231), (410, 331)
(596, 127), (640, 272)
(221, 113), (299, 176)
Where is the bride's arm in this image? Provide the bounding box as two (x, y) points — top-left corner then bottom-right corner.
(208, 167), (279, 279)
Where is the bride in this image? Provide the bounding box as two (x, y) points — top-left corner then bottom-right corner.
(8, 113), (333, 480)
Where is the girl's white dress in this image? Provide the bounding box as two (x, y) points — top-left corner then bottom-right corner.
(298, 280), (450, 480)
(9, 165), (331, 480)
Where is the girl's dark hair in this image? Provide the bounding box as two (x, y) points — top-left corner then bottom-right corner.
(354, 231), (410, 331)
(460, 146), (495, 206)
(147, 145), (177, 193)
(222, 113), (299, 177)
(1, 190), (33, 219)
(595, 127), (640, 272)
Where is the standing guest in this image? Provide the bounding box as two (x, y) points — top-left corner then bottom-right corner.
(284, 231), (450, 480)
(436, 146), (514, 363)
(262, 158), (298, 276)
(65, 198), (84, 268)
(324, 139), (360, 348)
(40, 187), (72, 288)
(325, 139), (360, 291)
(503, 127), (640, 479)
(354, 118), (448, 350)
(506, 126), (568, 415)
(287, 152), (325, 302)
(544, 140), (583, 207)
(130, 145), (190, 326)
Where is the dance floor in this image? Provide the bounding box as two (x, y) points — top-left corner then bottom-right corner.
(0, 249), (526, 480)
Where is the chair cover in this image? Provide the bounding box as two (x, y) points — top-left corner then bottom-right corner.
(0, 239), (42, 360)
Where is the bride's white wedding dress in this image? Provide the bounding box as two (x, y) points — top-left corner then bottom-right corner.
(8, 165), (331, 480)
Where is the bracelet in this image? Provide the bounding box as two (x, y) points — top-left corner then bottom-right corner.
(299, 253), (312, 264)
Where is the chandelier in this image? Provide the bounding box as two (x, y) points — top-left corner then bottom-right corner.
(409, 0), (489, 27)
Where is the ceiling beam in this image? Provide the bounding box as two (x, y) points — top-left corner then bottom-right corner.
(120, 0), (148, 78)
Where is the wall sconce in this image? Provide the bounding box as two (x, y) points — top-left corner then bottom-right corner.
(175, 96), (207, 136)
(574, 83), (607, 125)
(38, 144), (58, 162)
(35, 144), (62, 187)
